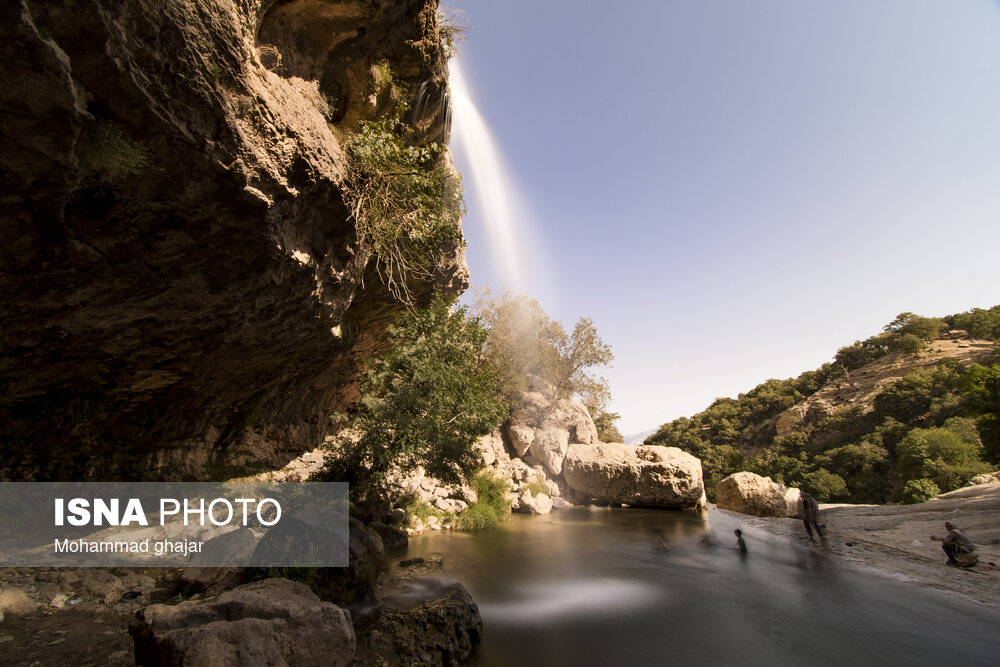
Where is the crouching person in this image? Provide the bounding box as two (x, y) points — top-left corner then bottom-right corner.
(931, 522), (977, 567)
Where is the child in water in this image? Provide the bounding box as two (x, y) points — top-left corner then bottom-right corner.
(734, 528), (748, 554)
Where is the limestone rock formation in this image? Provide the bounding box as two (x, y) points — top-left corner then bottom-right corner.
(395, 391), (707, 527)
(715, 472), (790, 518)
(0, 0), (465, 480)
(506, 390), (600, 461)
(130, 579), (356, 666)
(512, 490), (553, 515)
(562, 444), (706, 509)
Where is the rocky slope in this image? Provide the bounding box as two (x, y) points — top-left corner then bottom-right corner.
(0, 0), (465, 481)
(647, 321), (999, 503)
(775, 336), (995, 437)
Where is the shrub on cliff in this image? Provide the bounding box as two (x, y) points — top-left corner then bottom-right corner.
(344, 102), (463, 304)
(320, 293), (506, 509)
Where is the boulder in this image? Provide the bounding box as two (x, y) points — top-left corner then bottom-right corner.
(966, 471), (1000, 486)
(783, 487), (804, 518)
(0, 584), (38, 617)
(354, 582), (482, 666)
(476, 432), (509, 466)
(562, 444), (706, 509)
(507, 424), (535, 457)
(715, 472), (789, 517)
(131, 579), (355, 667)
(501, 390), (600, 475)
(523, 429), (570, 476)
(189, 526), (258, 567)
(513, 491), (553, 515)
(368, 521), (408, 552)
(57, 570), (124, 605)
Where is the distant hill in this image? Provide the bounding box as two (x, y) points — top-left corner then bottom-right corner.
(622, 429), (656, 447)
(646, 307), (1000, 504)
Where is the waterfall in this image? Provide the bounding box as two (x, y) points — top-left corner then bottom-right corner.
(448, 59), (530, 294)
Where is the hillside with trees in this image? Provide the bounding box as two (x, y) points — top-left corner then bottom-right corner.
(646, 307), (1000, 504)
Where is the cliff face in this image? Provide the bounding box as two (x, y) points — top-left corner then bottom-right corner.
(0, 0), (466, 480)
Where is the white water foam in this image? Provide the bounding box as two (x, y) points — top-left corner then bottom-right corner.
(477, 577), (663, 623)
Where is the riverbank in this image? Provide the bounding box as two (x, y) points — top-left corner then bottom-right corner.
(718, 482), (1000, 609)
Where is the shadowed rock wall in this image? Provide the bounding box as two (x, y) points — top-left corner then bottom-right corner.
(0, 0), (466, 480)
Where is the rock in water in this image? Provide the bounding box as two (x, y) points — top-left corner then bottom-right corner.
(562, 444), (706, 509)
(355, 582), (483, 666)
(130, 579), (355, 667)
(716, 472), (790, 517)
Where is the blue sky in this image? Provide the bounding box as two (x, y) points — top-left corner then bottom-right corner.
(445, 0), (1000, 435)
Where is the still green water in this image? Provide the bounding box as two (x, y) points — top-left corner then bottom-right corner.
(402, 507), (1000, 666)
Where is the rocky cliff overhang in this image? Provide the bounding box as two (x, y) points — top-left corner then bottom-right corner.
(0, 0), (467, 480)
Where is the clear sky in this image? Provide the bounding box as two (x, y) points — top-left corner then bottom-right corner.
(444, 0), (1000, 435)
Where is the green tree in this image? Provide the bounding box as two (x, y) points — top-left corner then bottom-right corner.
(884, 312), (946, 340)
(900, 478), (941, 504)
(959, 363), (1000, 464)
(798, 468), (848, 502)
(320, 293), (507, 507)
(894, 421), (989, 493)
(476, 291), (617, 432)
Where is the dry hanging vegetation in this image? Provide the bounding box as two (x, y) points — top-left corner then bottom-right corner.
(342, 110), (464, 304)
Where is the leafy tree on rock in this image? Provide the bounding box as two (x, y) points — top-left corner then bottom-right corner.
(476, 291), (617, 433)
(320, 293), (507, 508)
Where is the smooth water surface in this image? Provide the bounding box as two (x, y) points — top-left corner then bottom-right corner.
(403, 508), (1000, 666)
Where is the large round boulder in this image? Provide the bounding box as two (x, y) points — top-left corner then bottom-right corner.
(715, 472), (789, 517)
(562, 444), (706, 509)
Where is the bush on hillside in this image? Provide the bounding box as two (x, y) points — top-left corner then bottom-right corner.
(900, 478), (941, 504)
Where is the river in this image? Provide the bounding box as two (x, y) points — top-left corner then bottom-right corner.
(402, 507), (1000, 666)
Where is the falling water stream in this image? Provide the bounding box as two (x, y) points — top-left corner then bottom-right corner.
(403, 508), (1000, 666)
(448, 59), (529, 294)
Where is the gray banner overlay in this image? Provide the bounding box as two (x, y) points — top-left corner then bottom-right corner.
(0, 482), (348, 567)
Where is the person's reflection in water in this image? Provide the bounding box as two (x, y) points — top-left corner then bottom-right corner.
(653, 529), (672, 552)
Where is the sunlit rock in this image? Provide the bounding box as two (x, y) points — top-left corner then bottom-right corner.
(563, 444), (705, 509)
(716, 472), (789, 518)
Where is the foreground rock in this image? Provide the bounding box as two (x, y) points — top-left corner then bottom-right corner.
(716, 472), (791, 517)
(131, 579), (355, 666)
(563, 444), (706, 509)
(354, 558), (483, 666)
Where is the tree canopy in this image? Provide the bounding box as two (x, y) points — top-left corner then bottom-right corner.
(320, 293), (507, 506)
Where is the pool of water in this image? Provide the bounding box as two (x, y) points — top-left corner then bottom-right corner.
(402, 507), (1000, 666)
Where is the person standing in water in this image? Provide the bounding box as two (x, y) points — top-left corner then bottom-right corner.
(797, 492), (825, 540)
(734, 528), (748, 554)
